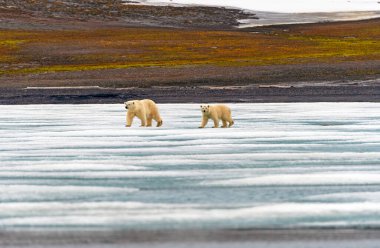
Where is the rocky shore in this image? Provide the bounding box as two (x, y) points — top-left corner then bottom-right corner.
(2, 82), (380, 104)
(0, 0), (256, 30)
(0, 1), (379, 104)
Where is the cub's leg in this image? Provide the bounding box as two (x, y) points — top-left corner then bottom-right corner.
(147, 117), (153, 127)
(227, 116), (234, 127)
(136, 109), (147, 127)
(156, 118), (163, 127)
(126, 112), (135, 127)
(136, 113), (147, 127)
(140, 117), (147, 127)
(212, 115), (219, 128)
(222, 120), (228, 128)
(199, 116), (208, 128)
(154, 114), (163, 127)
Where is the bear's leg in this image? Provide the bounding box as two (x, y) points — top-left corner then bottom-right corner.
(147, 117), (153, 127)
(156, 118), (163, 127)
(135, 112), (147, 127)
(228, 117), (234, 127)
(140, 116), (147, 127)
(222, 120), (228, 128)
(138, 109), (147, 127)
(153, 114), (163, 127)
(212, 117), (219, 128)
(126, 112), (135, 127)
(157, 120), (163, 127)
(199, 116), (208, 128)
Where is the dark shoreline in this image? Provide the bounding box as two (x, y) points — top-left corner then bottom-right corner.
(2, 84), (380, 104)
(2, 60), (379, 104)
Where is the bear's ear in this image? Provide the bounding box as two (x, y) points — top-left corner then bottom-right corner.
(208, 105), (210, 107)
(133, 102), (135, 105)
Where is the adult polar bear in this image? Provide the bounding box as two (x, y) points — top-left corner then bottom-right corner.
(199, 104), (234, 128)
(124, 99), (163, 127)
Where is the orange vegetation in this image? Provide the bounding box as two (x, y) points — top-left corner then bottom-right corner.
(0, 19), (379, 76)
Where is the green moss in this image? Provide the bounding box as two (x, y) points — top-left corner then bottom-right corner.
(1, 25), (380, 76)
(0, 40), (26, 49)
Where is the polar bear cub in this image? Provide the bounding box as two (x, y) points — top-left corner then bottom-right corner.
(124, 99), (163, 127)
(199, 104), (234, 128)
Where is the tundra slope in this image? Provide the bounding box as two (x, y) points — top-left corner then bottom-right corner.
(0, 1), (379, 103)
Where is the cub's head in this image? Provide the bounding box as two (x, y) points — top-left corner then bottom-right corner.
(200, 104), (210, 114)
(124, 100), (137, 110)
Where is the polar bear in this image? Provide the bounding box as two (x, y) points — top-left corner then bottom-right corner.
(124, 99), (163, 127)
(199, 104), (234, 128)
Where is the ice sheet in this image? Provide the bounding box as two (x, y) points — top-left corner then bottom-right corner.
(135, 0), (380, 13)
(1, 103), (380, 229)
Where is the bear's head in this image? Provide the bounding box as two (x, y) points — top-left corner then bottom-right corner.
(200, 104), (210, 114)
(124, 100), (137, 110)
